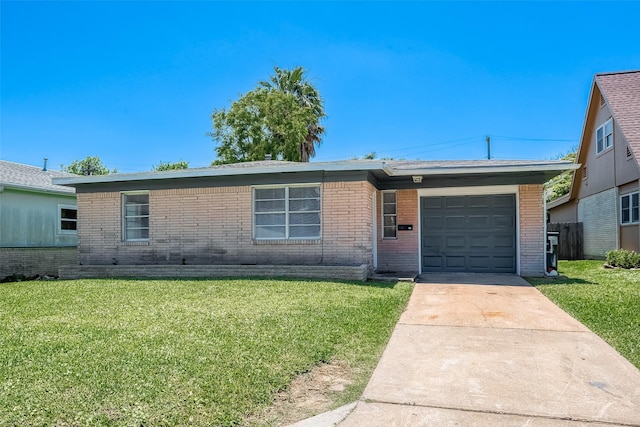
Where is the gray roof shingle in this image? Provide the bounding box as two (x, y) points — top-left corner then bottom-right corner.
(596, 70), (640, 159)
(0, 160), (76, 194)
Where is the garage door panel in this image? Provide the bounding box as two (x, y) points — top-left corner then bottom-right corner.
(469, 196), (490, 207)
(493, 215), (514, 228)
(423, 256), (443, 268)
(445, 256), (466, 268)
(445, 197), (466, 208)
(445, 235), (466, 248)
(445, 216), (466, 228)
(421, 194), (516, 273)
(469, 215), (490, 228)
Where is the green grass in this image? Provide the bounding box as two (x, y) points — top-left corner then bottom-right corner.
(528, 260), (640, 369)
(0, 278), (412, 426)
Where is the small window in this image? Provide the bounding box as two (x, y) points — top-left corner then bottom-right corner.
(58, 205), (77, 233)
(253, 185), (321, 240)
(596, 118), (613, 154)
(122, 192), (149, 241)
(382, 191), (397, 238)
(621, 192), (640, 225)
(600, 94), (606, 107)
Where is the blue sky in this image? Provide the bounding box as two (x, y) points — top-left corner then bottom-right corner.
(2, 1), (640, 173)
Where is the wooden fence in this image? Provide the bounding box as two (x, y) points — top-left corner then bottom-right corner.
(547, 222), (584, 260)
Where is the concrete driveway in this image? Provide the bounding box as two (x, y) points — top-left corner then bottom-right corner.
(337, 274), (640, 426)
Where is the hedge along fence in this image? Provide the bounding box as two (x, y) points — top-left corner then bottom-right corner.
(605, 249), (640, 269)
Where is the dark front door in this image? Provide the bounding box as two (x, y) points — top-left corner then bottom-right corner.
(421, 194), (516, 273)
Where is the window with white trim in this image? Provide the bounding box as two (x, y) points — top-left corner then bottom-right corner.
(253, 185), (321, 240)
(596, 118), (613, 154)
(382, 191), (397, 238)
(122, 192), (149, 241)
(621, 192), (639, 225)
(58, 205), (77, 233)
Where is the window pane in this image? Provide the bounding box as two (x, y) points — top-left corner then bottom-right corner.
(126, 204), (149, 216)
(383, 192), (396, 203)
(384, 226), (396, 238)
(633, 207), (639, 223)
(126, 228), (149, 240)
(255, 188), (285, 200)
(596, 127), (604, 152)
(289, 199), (320, 211)
(290, 225), (320, 238)
(632, 193), (639, 208)
(255, 200), (285, 212)
(289, 186), (319, 199)
(622, 195), (630, 209)
(126, 217), (149, 229)
(605, 120), (613, 134)
(126, 194), (148, 204)
(61, 220), (77, 230)
(384, 216), (397, 227)
(290, 212), (320, 225)
(383, 203), (396, 214)
(255, 213), (285, 225)
(61, 208), (77, 220)
(255, 226), (286, 239)
(622, 210), (630, 224)
(605, 133), (613, 148)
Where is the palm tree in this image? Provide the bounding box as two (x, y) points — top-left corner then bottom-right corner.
(260, 66), (325, 162)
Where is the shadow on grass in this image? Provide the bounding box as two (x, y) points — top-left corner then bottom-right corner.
(84, 276), (404, 289)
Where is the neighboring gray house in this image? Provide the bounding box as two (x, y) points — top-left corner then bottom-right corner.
(0, 160), (78, 277)
(548, 70), (640, 258)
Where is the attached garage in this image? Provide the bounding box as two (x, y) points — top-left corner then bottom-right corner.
(421, 193), (516, 273)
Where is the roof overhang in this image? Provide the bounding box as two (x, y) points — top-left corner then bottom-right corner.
(52, 160), (578, 190)
(0, 182), (76, 196)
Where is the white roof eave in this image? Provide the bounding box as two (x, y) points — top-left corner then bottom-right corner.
(384, 163), (580, 176)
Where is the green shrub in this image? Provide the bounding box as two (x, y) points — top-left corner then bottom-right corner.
(606, 249), (640, 269)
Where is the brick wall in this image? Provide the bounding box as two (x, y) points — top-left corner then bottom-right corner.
(77, 181), (375, 269)
(577, 188), (618, 258)
(376, 189), (419, 272)
(519, 184), (545, 276)
(0, 247), (78, 278)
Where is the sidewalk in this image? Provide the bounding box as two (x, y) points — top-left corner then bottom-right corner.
(294, 274), (640, 426)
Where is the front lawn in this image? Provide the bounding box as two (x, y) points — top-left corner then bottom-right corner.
(528, 260), (640, 369)
(0, 278), (412, 426)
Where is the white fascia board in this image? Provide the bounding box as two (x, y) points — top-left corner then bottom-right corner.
(384, 162), (579, 177)
(52, 161), (387, 186)
(0, 182), (76, 196)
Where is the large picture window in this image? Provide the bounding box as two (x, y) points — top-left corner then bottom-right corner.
(122, 192), (149, 241)
(382, 191), (397, 238)
(254, 185), (321, 240)
(621, 192), (639, 225)
(58, 205), (77, 233)
(596, 118), (613, 154)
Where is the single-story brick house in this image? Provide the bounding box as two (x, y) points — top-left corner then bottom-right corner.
(53, 159), (575, 280)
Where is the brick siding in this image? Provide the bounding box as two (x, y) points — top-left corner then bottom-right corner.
(376, 189), (419, 272)
(577, 188), (618, 258)
(77, 181), (375, 270)
(519, 184), (545, 276)
(0, 247), (77, 278)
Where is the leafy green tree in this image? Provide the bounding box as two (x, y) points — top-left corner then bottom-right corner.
(259, 66), (325, 162)
(211, 66), (325, 164)
(64, 156), (115, 175)
(152, 160), (189, 171)
(545, 149), (577, 202)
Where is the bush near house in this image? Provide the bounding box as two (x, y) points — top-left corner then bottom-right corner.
(0, 278), (412, 426)
(605, 249), (640, 269)
(529, 260), (640, 369)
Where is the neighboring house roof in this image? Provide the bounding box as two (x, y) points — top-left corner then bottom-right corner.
(0, 160), (76, 195)
(551, 70), (640, 208)
(596, 71), (640, 159)
(53, 159), (576, 187)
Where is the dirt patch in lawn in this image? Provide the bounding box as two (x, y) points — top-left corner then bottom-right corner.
(244, 359), (354, 426)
